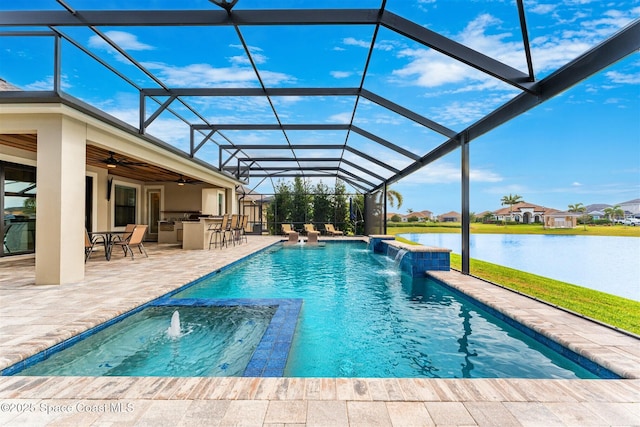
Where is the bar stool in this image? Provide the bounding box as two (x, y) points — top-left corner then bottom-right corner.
(208, 214), (229, 249)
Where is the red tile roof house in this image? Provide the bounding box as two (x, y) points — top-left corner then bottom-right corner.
(404, 210), (434, 222)
(493, 202), (553, 224)
(494, 202), (583, 228)
(437, 211), (461, 222)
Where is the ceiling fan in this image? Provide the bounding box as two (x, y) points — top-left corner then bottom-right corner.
(175, 175), (198, 186)
(101, 151), (146, 169)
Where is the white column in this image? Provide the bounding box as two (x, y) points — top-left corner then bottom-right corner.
(35, 115), (86, 285)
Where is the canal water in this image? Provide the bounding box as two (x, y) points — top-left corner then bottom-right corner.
(400, 233), (640, 301)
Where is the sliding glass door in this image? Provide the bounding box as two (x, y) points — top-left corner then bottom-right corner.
(1, 162), (37, 257)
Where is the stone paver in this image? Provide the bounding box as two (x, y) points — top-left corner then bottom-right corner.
(0, 236), (638, 426)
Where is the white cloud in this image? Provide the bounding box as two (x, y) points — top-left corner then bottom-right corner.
(530, 4), (557, 14)
(390, 6), (639, 91)
(331, 71), (353, 79)
(228, 44), (267, 65)
(572, 182), (582, 186)
(141, 61), (294, 87)
(23, 75), (72, 91)
(343, 37), (370, 49)
(342, 37), (396, 51)
(88, 31), (154, 52)
(606, 71), (640, 85)
(395, 161), (503, 185)
(328, 112), (352, 124)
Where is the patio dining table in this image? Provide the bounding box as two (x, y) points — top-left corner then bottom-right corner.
(89, 231), (126, 261)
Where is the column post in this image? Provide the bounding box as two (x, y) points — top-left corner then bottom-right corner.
(35, 115), (86, 285)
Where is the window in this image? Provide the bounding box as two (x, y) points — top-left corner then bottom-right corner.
(114, 185), (136, 227)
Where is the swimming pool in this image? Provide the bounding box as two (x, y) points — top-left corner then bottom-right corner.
(7, 241), (615, 379)
(171, 242), (605, 378)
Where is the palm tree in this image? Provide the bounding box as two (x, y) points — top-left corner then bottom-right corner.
(568, 202), (587, 230)
(604, 205), (625, 224)
(386, 187), (403, 210)
(500, 194), (523, 224)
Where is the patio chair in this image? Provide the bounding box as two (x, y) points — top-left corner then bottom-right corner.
(303, 223), (317, 235)
(114, 223), (136, 242)
(84, 229), (104, 262)
(281, 223), (296, 236)
(112, 224), (148, 260)
(325, 224), (344, 236)
(208, 214), (228, 249)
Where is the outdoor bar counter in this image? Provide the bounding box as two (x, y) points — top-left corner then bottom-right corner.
(181, 217), (222, 250)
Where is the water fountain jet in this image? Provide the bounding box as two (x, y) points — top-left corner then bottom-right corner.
(166, 310), (181, 338)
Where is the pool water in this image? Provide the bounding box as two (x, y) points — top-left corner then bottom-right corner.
(173, 242), (600, 379)
(18, 306), (275, 377)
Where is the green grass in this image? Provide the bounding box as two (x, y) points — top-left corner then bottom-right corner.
(391, 227), (640, 335)
(389, 222), (640, 237)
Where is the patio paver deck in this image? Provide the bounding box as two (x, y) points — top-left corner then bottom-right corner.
(0, 236), (638, 426)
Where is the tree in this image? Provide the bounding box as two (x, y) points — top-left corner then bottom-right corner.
(568, 203), (587, 230)
(333, 180), (349, 228)
(390, 214), (402, 222)
(291, 177), (312, 225)
(387, 187), (403, 209)
(23, 197), (36, 215)
(312, 181), (332, 224)
(267, 180), (293, 234)
(482, 212), (494, 223)
(500, 194), (523, 224)
(604, 205), (624, 224)
(407, 216), (419, 222)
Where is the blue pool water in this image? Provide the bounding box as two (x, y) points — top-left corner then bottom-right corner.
(170, 242), (601, 379)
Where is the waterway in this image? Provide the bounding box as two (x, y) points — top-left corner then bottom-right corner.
(400, 233), (640, 301)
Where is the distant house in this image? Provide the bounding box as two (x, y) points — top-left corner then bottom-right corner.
(587, 210), (606, 220)
(388, 210), (434, 222)
(585, 203), (611, 220)
(476, 210), (494, 222)
(438, 211), (461, 222)
(544, 210), (581, 228)
(619, 199), (640, 216)
(406, 210), (434, 222)
(493, 202), (553, 224)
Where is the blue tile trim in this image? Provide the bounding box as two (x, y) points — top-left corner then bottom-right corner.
(426, 275), (621, 379)
(2, 298), (302, 378)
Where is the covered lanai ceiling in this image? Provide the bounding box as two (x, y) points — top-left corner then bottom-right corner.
(0, 1), (638, 194)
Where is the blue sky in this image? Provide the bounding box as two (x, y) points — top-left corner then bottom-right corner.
(1, 0), (639, 215)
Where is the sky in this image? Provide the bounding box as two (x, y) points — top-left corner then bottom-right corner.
(1, 0), (639, 215)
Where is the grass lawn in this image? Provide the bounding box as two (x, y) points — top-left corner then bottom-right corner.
(390, 224), (640, 335)
(389, 222), (640, 237)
